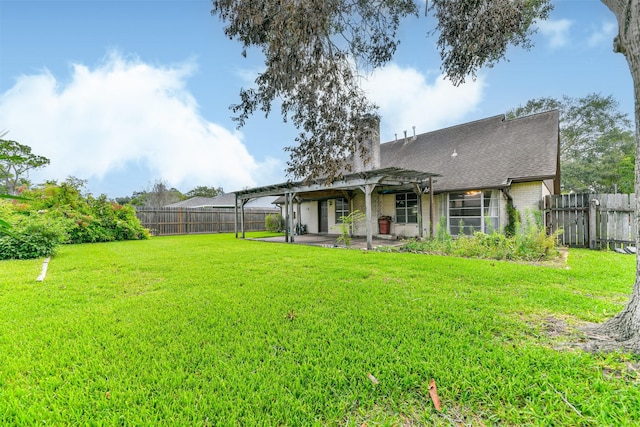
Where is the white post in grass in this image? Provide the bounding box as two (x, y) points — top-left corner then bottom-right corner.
(36, 257), (51, 282)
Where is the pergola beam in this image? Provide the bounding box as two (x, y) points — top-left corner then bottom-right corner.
(234, 167), (439, 202)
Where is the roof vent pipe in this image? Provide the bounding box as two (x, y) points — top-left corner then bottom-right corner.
(395, 133), (397, 142)
(411, 126), (417, 141)
(404, 130), (407, 143)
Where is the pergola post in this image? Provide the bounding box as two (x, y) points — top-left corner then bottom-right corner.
(240, 198), (247, 238)
(288, 193), (296, 243)
(234, 193), (239, 238)
(284, 192), (289, 243)
(429, 176), (435, 238)
(363, 184), (375, 250)
(413, 183), (424, 239)
(296, 196), (302, 235)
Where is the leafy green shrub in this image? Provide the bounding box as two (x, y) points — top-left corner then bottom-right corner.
(17, 183), (150, 245)
(265, 213), (285, 232)
(391, 209), (561, 262)
(513, 210), (560, 260)
(0, 181), (150, 260)
(63, 195), (149, 243)
(0, 212), (68, 260)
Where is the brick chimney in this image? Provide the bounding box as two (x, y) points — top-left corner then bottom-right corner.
(352, 114), (381, 173)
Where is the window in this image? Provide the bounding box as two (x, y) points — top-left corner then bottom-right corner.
(395, 193), (418, 223)
(335, 198), (349, 222)
(448, 190), (499, 236)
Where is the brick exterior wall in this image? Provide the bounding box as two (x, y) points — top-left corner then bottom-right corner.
(509, 182), (546, 224)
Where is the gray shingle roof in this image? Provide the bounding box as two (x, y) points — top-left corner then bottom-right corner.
(380, 110), (560, 193)
(165, 194), (236, 208)
(167, 194), (281, 208)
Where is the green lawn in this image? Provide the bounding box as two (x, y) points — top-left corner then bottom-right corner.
(0, 233), (638, 425)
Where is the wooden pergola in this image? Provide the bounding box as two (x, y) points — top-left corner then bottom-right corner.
(234, 167), (439, 250)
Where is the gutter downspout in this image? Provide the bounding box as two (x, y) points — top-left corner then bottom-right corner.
(429, 176), (435, 239)
(502, 181), (516, 236)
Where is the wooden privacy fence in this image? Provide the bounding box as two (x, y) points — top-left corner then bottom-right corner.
(543, 193), (636, 249)
(135, 207), (280, 236)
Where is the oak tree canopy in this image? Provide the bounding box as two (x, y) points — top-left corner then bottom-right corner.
(211, 0), (551, 181)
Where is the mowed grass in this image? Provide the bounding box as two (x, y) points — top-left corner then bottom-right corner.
(0, 233), (639, 426)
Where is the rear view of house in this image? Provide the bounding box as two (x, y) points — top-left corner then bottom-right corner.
(235, 110), (560, 245)
(379, 110), (560, 237)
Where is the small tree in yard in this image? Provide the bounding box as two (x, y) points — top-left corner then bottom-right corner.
(337, 210), (366, 247)
(265, 213), (284, 232)
(0, 137), (48, 236)
(213, 0), (640, 352)
(0, 139), (50, 195)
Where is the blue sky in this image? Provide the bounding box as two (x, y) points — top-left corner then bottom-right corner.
(0, 0), (633, 198)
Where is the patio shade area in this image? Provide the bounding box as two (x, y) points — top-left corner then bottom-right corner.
(234, 167), (439, 250)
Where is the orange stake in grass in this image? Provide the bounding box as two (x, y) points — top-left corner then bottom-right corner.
(428, 378), (442, 411)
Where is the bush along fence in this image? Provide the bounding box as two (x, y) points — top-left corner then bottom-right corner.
(543, 193), (635, 249)
(135, 207), (280, 236)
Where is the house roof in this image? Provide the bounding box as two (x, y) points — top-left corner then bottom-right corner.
(233, 110), (560, 200)
(380, 110), (560, 193)
(165, 193), (237, 208)
(167, 194), (280, 208)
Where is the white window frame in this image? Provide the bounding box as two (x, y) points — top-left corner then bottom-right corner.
(447, 190), (499, 236)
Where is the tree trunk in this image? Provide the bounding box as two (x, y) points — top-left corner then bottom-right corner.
(594, 0), (640, 352)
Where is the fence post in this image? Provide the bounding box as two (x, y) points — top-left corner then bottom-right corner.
(589, 198), (599, 249)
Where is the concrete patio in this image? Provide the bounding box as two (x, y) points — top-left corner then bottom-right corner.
(248, 233), (405, 250)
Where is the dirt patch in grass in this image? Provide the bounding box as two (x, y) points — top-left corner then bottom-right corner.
(542, 315), (571, 338)
(533, 315), (640, 384)
(537, 315), (600, 351)
(601, 360), (640, 382)
(348, 402), (490, 427)
(518, 246), (570, 269)
(544, 317), (640, 357)
(523, 314), (584, 344)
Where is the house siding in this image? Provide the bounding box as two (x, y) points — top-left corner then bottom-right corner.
(296, 200), (318, 234)
(290, 182), (546, 238)
(498, 191), (508, 233)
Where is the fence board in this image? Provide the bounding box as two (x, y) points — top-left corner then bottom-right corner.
(135, 207), (280, 236)
(543, 193), (589, 247)
(544, 193), (636, 249)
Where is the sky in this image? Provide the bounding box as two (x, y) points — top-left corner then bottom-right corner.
(0, 0), (634, 199)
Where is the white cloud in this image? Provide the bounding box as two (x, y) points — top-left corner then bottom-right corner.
(587, 21), (617, 48)
(361, 63), (485, 141)
(537, 19), (573, 49)
(0, 52), (280, 195)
